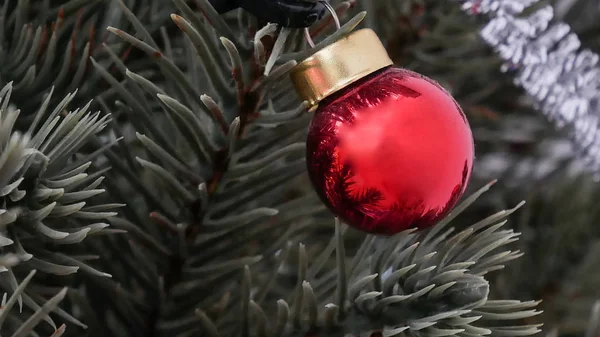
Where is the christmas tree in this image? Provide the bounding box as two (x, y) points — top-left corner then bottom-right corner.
(1, 0), (600, 336)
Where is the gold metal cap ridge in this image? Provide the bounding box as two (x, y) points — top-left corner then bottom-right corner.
(290, 28), (394, 107)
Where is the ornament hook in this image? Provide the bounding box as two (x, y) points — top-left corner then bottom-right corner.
(304, 1), (340, 48)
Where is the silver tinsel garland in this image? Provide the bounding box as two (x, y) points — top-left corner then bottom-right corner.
(457, 0), (600, 175)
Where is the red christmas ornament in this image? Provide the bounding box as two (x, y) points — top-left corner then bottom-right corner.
(290, 29), (474, 235)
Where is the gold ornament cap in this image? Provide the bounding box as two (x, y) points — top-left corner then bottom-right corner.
(290, 28), (394, 107)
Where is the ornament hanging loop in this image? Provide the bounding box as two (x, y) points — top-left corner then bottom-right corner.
(304, 1), (340, 48)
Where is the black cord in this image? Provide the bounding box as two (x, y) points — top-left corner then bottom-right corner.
(208, 0), (329, 28)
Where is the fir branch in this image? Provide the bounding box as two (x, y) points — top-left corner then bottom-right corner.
(0, 0), (178, 128)
(0, 269), (68, 336)
(0, 81), (120, 335)
(94, 2), (357, 335)
(193, 181), (542, 337)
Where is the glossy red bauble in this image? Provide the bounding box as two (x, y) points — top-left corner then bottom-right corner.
(306, 67), (474, 235)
